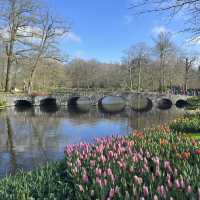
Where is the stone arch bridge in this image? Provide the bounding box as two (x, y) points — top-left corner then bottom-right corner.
(0, 90), (190, 109)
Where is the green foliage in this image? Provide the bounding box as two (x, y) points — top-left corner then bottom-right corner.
(187, 97), (200, 110)
(0, 100), (7, 108)
(170, 114), (200, 133)
(0, 161), (75, 200)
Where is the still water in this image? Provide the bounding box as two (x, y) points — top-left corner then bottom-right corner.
(0, 105), (184, 178)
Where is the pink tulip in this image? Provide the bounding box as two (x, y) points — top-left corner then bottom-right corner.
(187, 185), (192, 194)
(96, 177), (103, 187)
(155, 167), (161, 177)
(143, 186), (149, 197)
(175, 179), (180, 189)
(109, 188), (115, 198)
(78, 185), (84, 192)
(95, 168), (102, 176)
(77, 159), (81, 167)
(108, 151), (114, 158)
(180, 178), (185, 189)
(134, 176), (143, 185)
(157, 185), (166, 198)
(82, 173), (88, 183)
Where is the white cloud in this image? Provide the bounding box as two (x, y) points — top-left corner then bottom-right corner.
(151, 25), (168, 36)
(0, 26), (82, 44)
(66, 32), (82, 43)
(186, 36), (200, 45)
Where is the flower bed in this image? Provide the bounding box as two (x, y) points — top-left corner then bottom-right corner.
(64, 126), (200, 199)
(170, 114), (200, 134)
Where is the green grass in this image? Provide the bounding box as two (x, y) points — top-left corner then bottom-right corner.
(187, 97), (200, 110)
(189, 133), (200, 140)
(0, 161), (76, 200)
(0, 100), (7, 109)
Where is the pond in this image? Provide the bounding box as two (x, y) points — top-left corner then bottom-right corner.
(0, 104), (184, 178)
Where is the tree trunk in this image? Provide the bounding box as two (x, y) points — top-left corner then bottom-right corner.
(129, 66), (133, 91)
(4, 0), (17, 92)
(5, 56), (12, 92)
(137, 60), (142, 92)
(27, 55), (40, 94)
(184, 58), (189, 95)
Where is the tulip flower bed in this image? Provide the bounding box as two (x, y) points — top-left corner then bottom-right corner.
(170, 114), (200, 133)
(65, 127), (200, 200)
(1, 126), (200, 199)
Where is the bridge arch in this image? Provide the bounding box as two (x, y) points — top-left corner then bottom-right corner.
(40, 97), (57, 107)
(175, 99), (189, 108)
(98, 96), (126, 113)
(68, 96), (81, 106)
(68, 96), (91, 113)
(130, 95), (153, 112)
(157, 98), (173, 110)
(15, 100), (32, 108)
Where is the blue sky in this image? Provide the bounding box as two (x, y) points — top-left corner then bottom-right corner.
(48, 0), (197, 63)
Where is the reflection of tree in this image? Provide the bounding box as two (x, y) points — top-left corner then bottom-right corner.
(127, 107), (184, 131)
(6, 117), (17, 175)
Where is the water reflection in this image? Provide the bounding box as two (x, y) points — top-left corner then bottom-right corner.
(0, 105), (184, 178)
(6, 117), (16, 175)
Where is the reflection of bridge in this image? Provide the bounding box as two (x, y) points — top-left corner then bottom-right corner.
(0, 90), (190, 110)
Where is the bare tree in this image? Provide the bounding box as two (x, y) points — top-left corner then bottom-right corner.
(130, 0), (200, 37)
(124, 43), (150, 92)
(154, 31), (174, 93)
(26, 11), (70, 94)
(0, 0), (39, 92)
(183, 57), (196, 93)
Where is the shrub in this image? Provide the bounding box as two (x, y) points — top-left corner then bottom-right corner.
(187, 97), (200, 110)
(0, 100), (7, 107)
(170, 115), (200, 133)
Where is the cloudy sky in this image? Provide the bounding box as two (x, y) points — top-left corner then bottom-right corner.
(48, 0), (198, 62)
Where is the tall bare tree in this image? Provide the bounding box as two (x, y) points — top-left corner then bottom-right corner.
(184, 57), (196, 93)
(154, 31), (173, 93)
(0, 0), (39, 92)
(27, 11), (70, 94)
(124, 43), (150, 92)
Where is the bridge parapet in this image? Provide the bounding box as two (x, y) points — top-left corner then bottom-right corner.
(0, 90), (192, 107)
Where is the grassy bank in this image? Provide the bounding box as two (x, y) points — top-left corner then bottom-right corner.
(170, 114), (200, 134)
(186, 97), (200, 110)
(0, 161), (75, 200)
(0, 100), (7, 110)
(1, 125), (200, 199)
